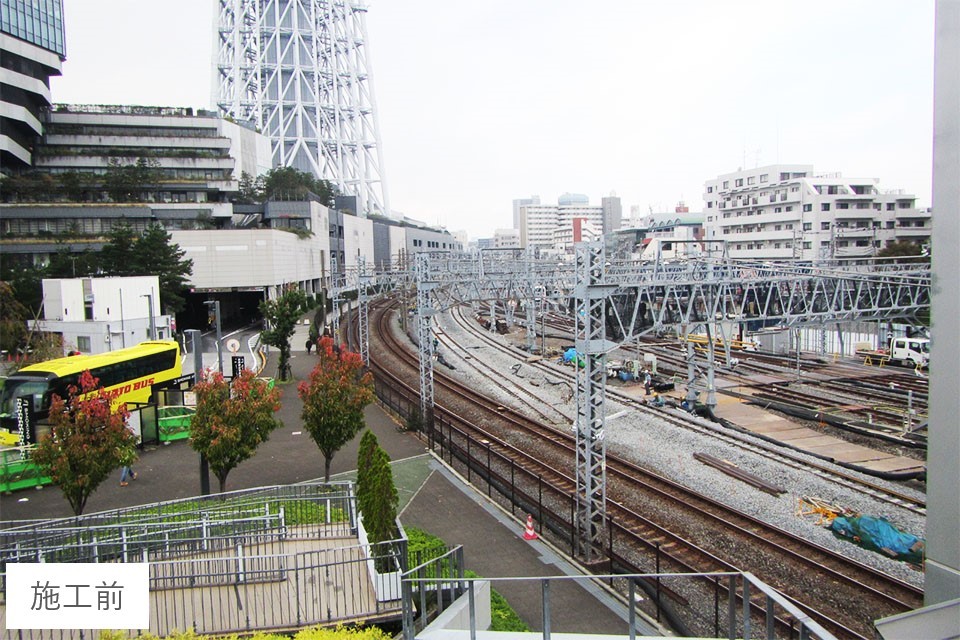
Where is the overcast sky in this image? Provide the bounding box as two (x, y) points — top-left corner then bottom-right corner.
(51, 1), (935, 240)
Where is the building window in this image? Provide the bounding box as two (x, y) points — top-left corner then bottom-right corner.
(803, 223), (812, 231)
(886, 203), (895, 211)
(785, 206), (793, 212)
(774, 243), (781, 249)
(898, 202), (912, 209)
(723, 181), (729, 189)
(856, 240), (870, 247)
(803, 204), (812, 212)
(77, 336), (91, 352)
(735, 178), (744, 187)
(821, 222), (830, 230)
(707, 202), (713, 208)
(760, 174), (768, 183)
(821, 203), (831, 211)
(774, 225), (782, 231)
(837, 203), (849, 209)
(747, 176), (756, 185)
(803, 242), (812, 249)
(774, 207), (782, 213)
(785, 223), (793, 229)
(707, 186), (713, 193)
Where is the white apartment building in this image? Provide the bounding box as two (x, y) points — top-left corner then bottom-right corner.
(703, 164), (930, 261)
(493, 228), (521, 249)
(553, 218), (601, 253)
(519, 202), (604, 250)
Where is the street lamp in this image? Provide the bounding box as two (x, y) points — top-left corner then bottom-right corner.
(141, 293), (156, 340)
(204, 300), (223, 374)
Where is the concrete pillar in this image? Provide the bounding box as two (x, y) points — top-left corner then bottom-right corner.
(926, 0), (960, 605)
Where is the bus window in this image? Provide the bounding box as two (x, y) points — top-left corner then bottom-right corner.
(0, 378), (52, 415)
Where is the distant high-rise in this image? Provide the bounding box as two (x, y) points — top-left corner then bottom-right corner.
(601, 193), (622, 234)
(512, 195), (540, 229)
(0, 0), (65, 171)
(215, 0), (389, 217)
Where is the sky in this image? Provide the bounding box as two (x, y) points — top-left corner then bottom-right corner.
(51, 1), (935, 240)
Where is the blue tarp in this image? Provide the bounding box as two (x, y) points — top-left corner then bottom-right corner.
(830, 515), (925, 563)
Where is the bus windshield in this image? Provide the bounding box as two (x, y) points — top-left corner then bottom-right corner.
(0, 376), (52, 417)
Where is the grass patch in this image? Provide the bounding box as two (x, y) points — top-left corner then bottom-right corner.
(404, 526), (530, 632)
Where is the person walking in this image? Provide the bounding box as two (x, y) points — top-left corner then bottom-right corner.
(643, 369), (653, 395)
(120, 465), (138, 487)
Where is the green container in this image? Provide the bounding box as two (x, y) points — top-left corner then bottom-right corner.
(157, 405), (196, 442)
(0, 446), (52, 492)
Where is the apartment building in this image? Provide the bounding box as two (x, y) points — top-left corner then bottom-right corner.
(493, 228), (521, 249)
(519, 201), (604, 250)
(703, 164), (930, 260)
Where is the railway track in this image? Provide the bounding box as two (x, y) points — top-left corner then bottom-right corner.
(365, 300), (924, 640)
(536, 312), (929, 448)
(444, 306), (926, 517)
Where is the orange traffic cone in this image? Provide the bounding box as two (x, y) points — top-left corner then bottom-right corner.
(522, 514), (538, 540)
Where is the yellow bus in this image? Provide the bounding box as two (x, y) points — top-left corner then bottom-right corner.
(0, 340), (182, 444)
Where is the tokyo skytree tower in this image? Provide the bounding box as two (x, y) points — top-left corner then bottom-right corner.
(215, 0), (389, 216)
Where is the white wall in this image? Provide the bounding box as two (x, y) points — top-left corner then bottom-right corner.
(172, 229), (329, 291)
(343, 214), (375, 269)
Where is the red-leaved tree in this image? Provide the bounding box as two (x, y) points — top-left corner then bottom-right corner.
(189, 368), (282, 493)
(298, 337), (375, 481)
(31, 370), (138, 515)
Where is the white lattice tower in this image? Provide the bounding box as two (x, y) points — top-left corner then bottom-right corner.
(216, 0), (389, 216)
(573, 243), (617, 561)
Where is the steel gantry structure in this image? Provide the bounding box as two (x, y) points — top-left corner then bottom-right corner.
(216, 0), (389, 216)
(346, 246), (930, 561)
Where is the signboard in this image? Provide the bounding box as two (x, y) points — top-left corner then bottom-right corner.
(226, 338), (241, 353)
(231, 356), (245, 379)
(16, 397), (32, 456)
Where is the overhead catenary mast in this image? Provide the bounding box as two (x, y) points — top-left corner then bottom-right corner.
(215, 0), (390, 217)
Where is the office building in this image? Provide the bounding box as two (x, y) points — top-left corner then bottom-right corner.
(0, 0), (65, 171)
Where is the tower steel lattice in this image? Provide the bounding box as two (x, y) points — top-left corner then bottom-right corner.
(216, 0), (390, 216)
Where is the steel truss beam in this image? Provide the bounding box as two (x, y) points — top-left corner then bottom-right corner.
(388, 248), (930, 561)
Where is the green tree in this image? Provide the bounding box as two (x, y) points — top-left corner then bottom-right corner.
(99, 222), (139, 276)
(877, 240), (929, 264)
(134, 224), (194, 314)
(31, 371), (138, 515)
(298, 336), (375, 481)
(46, 246), (98, 279)
(262, 166), (338, 206)
(355, 430), (379, 518)
(0, 282), (29, 357)
(260, 288), (308, 381)
(104, 157), (160, 202)
(237, 171), (265, 204)
(189, 368), (282, 493)
(361, 444), (399, 561)
(97, 223), (193, 313)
